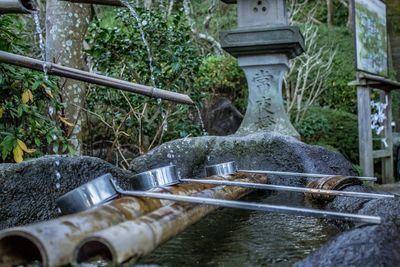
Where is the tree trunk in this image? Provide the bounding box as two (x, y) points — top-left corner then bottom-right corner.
(387, 0), (400, 131)
(326, 0), (334, 26)
(144, 0), (152, 9)
(45, 1), (91, 154)
(347, 0), (354, 31)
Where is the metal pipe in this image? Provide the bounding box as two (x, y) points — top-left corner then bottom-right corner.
(60, 0), (123, 6)
(0, 0), (37, 14)
(239, 170), (377, 182)
(0, 51), (194, 105)
(112, 182), (381, 225)
(180, 178), (395, 200)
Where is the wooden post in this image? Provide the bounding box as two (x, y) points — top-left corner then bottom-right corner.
(351, 73), (399, 184)
(381, 90), (395, 183)
(357, 86), (374, 177)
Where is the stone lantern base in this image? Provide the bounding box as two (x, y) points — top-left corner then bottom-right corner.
(220, 25), (304, 138)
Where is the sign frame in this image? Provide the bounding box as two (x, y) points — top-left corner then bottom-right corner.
(353, 0), (389, 78)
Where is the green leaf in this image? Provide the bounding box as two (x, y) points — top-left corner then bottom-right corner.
(32, 80), (42, 91)
(0, 134), (16, 160)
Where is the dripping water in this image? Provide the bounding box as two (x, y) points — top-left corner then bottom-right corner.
(32, 11), (48, 81)
(55, 160), (61, 191)
(33, 12), (61, 192)
(120, 1), (167, 138)
(120, 0), (156, 86)
(33, 11), (54, 120)
(195, 105), (207, 136)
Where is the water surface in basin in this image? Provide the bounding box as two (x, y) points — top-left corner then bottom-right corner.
(137, 191), (338, 267)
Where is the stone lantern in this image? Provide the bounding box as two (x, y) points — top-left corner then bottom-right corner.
(220, 0), (304, 138)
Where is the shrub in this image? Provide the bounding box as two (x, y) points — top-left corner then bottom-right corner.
(295, 107), (359, 164)
(195, 55), (247, 113)
(0, 15), (69, 163)
(315, 25), (358, 114)
(84, 7), (205, 159)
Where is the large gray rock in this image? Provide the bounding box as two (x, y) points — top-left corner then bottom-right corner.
(295, 196), (400, 267)
(128, 132), (400, 266)
(129, 132), (355, 187)
(0, 155), (133, 230)
(201, 97), (243, 136)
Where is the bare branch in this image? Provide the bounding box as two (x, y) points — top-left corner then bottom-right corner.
(284, 11), (337, 123)
(167, 0), (174, 16)
(183, 0), (223, 55)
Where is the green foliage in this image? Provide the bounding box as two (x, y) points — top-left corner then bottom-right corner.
(195, 55), (247, 113)
(295, 107), (359, 164)
(293, 0), (349, 27)
(84, 7), (205, 154)
(0, 15), (69, 162)
(315, 25), (357, 113)
(192, 1), (237, 39)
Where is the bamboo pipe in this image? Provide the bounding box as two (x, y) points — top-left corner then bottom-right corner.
(0, 0), (37, 14)
(73, 174), (267, 266)
(0, 51), (194, 105)
(60, 0), (124, 6)
(0, 181), (215, 267)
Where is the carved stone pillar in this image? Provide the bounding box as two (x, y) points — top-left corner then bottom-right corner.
(220, 0), (304, 137)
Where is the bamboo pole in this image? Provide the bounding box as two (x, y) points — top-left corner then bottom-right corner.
(0, 182), (215, 267)
(60, 0), (123, 6)
(74, 174), (267, 266)
(0, 51), (194, 105)
(0, 0), (36, 14)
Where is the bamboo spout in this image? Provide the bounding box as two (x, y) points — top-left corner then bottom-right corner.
(74, 174), (267, 266)
(0, 51), (194, 105)
(0, 0), (37, 14)
(0, 181), (215, 267)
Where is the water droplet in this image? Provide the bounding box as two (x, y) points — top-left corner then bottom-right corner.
(55, 171), (61, 180)
(32, 12), (48, 80)
(56, 182), (61, 189)
(48, 107), (55, 117)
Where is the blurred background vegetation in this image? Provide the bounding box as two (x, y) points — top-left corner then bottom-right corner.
(0, 0), (398, 169)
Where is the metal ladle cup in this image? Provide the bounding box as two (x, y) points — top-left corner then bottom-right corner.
(56, 173), (119, 215)
(128, 165), (180, 190)
(204, 161), (378, 182)
(56, 166), (181, 215)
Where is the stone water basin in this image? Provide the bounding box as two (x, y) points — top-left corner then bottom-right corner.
(136, 191), (338, 267)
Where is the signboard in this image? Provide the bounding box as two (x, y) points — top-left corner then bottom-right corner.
(354, 0), (388, 77)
